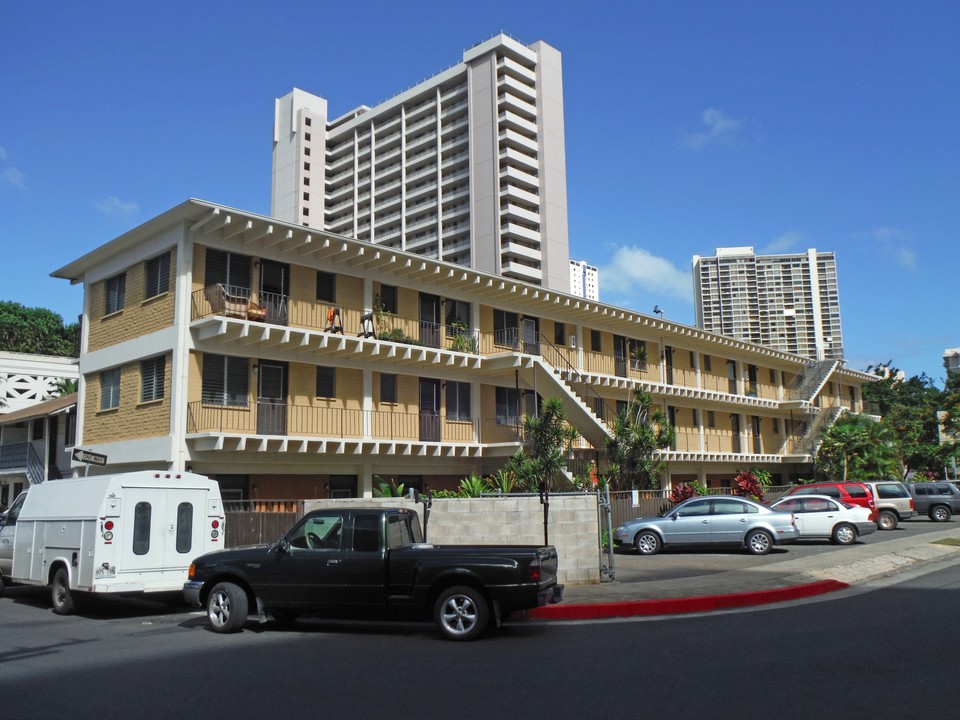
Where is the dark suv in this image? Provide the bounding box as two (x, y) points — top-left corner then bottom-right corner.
(904, 482), (960, 522)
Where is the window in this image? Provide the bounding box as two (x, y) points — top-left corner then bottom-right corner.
(140, 356), (166, 402)
(304, 132), (311, 142)
(64, 412), (76, 446)
(704, 354), (712, 371)
(288, 514), (343, 550)
(316, 366), (335, 398)
(205, 248), (251, 292)
(303, 192), (310, 201)
(591, 329), (602, 352)
(380, 373), (397, 403)
(105, 273), (126, 314)
(31, 418), (44, 441)
(707, 411), (716, 428)
(445, 299), (470, 336)
(495, 386), (520, 425)
(353, 514), (381, 552)
(144, 252), (171, 298)
(377, 284), (398, 314)
(493, 309), (519, 348)
(201, 354), (249, 407)
(554, 322), (565, 346)
(692, 409), (700, 427)
(769, 368), (776, 383)
(303, 207), (309, 216)
(773, 418), (780, 433)
(133, 502), (151, 555)
(100, 368), (121, 410)
(316, 271), (336, 302)
(304, 177), (310, 186)
(176, 503), (193, 554)
(445, 381), (471, 420)
(690, 351), (696, 367)
(304, 162), (311, 171)
(304, 117), (312, 127)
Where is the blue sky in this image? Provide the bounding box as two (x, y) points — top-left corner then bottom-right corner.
(1, 1), (957, 385)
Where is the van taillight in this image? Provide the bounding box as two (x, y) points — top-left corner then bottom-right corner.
(211, 519), (222, 542)
(104, 521), (114, 531)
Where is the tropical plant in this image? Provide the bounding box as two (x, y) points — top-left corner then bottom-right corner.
(668, 481), (706, 504)
(629, 341), (648, 371)
(0, 301), (79, 357)
(372, 476), (405, 497)
(732, 471), (765, 502)
(520, 397), (579, 495)
(448, 319), (478, 353)
(488, 467), (520, 494)
(605, 388), (675, 490)
(457, 474), (491, 497)
(816, 413), (900, 482)
(52, 377), (78, 397)
(749, 467), (773, 488)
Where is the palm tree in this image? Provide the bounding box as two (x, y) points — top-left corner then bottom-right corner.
(605, 388), (674, 490)
(52, 377), (78, 397)
(816, 413), (900, 481)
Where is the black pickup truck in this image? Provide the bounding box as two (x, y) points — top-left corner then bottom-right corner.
(184, 507), (562, 640)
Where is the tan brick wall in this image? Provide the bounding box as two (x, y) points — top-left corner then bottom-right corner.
(82, 353), (172, 444)
(88, 248), (177, 352)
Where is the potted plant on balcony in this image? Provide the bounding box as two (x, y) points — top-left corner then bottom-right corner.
(630, 342), (648, 371)
(449, 319), (478, 353)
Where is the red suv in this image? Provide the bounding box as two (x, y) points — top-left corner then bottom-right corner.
(782, 482), (877, 522)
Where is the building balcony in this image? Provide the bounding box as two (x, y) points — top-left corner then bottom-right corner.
(497, 55), (536, 83)
(497, 74), (537, 102)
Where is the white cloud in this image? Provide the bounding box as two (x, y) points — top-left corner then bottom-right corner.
(853, 227), (916, 269)
(762, 231), (805, 254)
(96, 195), (140, 217)
(680, 108), (744, 150)
(599, 246), (693, 301)
(1, 166), (27, 190)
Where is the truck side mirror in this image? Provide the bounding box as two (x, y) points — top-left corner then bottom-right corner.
(277, 537), (290, 553)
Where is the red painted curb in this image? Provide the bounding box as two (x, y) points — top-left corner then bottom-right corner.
(527, 579), (850, 621)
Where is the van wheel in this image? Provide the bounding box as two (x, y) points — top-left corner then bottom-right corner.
(51, 568), (75, 615)
(832, 523), (857, 545)
(206, 582), (249, 633)
(930, 505), (952, 522)
(878, 510), (898, 530)
(434, 586), (489, 641)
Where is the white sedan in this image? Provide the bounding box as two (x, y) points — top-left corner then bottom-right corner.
(770, 494), (877, 545)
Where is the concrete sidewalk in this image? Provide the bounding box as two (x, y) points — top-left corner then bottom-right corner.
(530, 527), (960, 620)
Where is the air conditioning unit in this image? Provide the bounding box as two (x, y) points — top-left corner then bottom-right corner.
(568, 335), (577, 349)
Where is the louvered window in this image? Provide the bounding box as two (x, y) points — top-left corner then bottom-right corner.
(316, 366), (335, 398)
(140, 356), (166, 402)
(445, 300), (470, 337)
(204, 248), (251, 294)
(201, 354), (249, 407)
(495, 387), (520, 426)
(316, 271), (336, 302)
(100, 368), (121, 410)
(445, 381), (471, 420)
(493, 309), (518, 348)
(144, 252), (171, 298)
(105, 273), (126, 314)
(380, 373), (397, 403)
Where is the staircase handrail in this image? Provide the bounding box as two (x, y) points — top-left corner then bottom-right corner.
(536, 333), (618, 424)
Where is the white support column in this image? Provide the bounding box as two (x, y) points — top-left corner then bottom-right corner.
(359, 462), (374, 498)
(362, 369), (373, 438)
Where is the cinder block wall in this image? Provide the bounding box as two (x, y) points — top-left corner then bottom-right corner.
(304, 494), (600, 585)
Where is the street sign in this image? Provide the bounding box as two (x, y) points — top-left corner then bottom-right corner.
(72, 448), (108, 466)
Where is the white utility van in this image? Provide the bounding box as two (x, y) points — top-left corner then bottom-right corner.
(11, 471), (224, 613)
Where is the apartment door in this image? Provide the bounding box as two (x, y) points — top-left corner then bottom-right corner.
(664, 346), (674, 385)
(521, 316), (539, 355)
(731, 414), (742, 453)
(727, 360), (738, 394)
(613, 335), (628, 377)
(257, 362), (288, 436)
(751, 416), (762, 454)
(259, 259), (289, 325)
(419, 378), (441, 441)
(419, 293), (440, 348)
(747, 364), (758, 397)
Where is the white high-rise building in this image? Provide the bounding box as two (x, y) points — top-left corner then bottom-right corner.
(272, 34), (570, 291)
(693, 247), (844, 361)
(569, 259), (598, 300)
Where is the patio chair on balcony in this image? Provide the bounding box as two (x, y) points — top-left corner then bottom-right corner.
(325, 306), (344, 334)
(204, 283), (267, 321)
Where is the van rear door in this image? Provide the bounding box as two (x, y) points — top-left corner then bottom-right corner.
(118, 488), (209, 571)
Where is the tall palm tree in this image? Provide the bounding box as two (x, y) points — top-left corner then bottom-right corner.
(605, 388), (674, 490)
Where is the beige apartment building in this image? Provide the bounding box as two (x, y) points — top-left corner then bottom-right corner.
(53, 199), (872, 501)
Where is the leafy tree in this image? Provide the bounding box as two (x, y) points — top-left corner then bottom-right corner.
(816, 412), (899, 481)
(605, 388), (674, 490)
(518, 397), (579, 495)
(0, 301), (79, 357)
(668, 481), (706, 505)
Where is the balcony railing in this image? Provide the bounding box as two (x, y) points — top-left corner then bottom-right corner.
(187, 401), (521, 445)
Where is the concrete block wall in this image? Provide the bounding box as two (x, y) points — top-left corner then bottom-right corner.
(304, 494), (601, 585)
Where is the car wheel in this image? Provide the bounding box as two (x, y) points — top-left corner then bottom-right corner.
(51, 567), (75, 615)
(878, 510), (898, 531)
(930, 505), (952, 522)
(633, 530), (662, 556)
(206, 582), (249, 633)
(434, 585), (489, 641)
(745, 530), (773, 555)
(832, 523), (857, 545)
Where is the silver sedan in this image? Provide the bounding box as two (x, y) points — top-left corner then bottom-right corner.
(613, 496), (799, 556)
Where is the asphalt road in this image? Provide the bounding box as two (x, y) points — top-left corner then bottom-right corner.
(2, 522), (959, 720)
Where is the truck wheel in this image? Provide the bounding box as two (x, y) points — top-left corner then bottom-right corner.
(878, 510), (898, 530)
(434, 586), (489, 641)
(206, 582), (249, 633)
(51, 568), (75, 615)
(930, 505), (952, 522)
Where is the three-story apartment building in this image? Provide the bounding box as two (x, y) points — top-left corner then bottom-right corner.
(53, 199), (873, 501)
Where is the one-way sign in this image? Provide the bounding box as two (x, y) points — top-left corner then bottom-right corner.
(72, 448), (108, 466)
